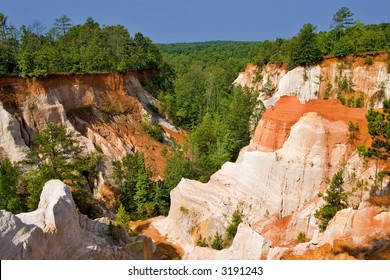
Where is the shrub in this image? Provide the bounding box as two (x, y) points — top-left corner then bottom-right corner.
(296, 232), (306, 243)
(324, 82), (332, 100)
(141, 120), (164, 142)
(179, 206), (189, 215)
(355, 93), (364, 108)
(348, 121), (360, 144)
(107, 221), (121, 243)
(211, 231), (224, 250)
(364, 57), (374, 66)
(226, 209), (244, 242)
(196, 234), (208, 247)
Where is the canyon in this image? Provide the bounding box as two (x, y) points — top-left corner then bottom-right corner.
(0, 72), (181, 177)
(154, 53), (390, 259)
(153, 95), (389, 259)
(1, 53), (390, 259)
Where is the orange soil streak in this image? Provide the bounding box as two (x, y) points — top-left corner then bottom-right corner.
(131, 219), (184, 260)
(252, 96), (371, 152)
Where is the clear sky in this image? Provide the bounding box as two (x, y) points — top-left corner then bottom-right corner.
(1, 0), (389, 43)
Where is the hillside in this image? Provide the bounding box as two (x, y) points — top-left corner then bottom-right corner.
(154, 94), (390, 259)
(0, 71), (178, 174)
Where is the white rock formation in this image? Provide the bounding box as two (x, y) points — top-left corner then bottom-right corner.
(0, 102), (29, 162)
(153, 112), (356, 256)
(185, 223), (267, 260)
(234, 55), (390, 109)
(318, 202), (390, 247)
(0, 180), (153, 260)
(263, 66), (321, 107)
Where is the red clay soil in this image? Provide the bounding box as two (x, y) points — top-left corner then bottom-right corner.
(0, 72), (175, 177)
(97, 183), (120, 210)
(283, 235), (390, 260)
(257, 215), (292, 247)
(251, 96), (370, 152)
(161, 127), (186, 146)
(368, 196), (390, 207)
(320, 52), (389, 69)
(131, 219), (184, 260)
(282, 243), (357, 260)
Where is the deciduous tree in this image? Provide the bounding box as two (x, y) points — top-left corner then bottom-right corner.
(289, 23), (323, 69)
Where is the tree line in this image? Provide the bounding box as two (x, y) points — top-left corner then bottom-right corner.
(0, 14), (166, 77)
(249, 7), (390, 69)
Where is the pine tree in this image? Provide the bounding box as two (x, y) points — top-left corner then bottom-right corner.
(226, 209), (243, 242)
(23, 123), (100, 215)
(133, 153), (153, 217)
(314, 171), (348, 231)
(332, 7), (354, 30)
(0, 156), (24, 213)
(53, 15), (72, 36)
(116, 204), (130, 230)
(211, 231), (224, 250)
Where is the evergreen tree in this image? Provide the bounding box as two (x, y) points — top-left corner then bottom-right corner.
(26, 123), (81, 178)
(190, 113), (232, 182)
(116, 203), (130, 230)
(113, 152), (140, 214)
(113, 152), (170, 219)
(24, 123), (81, 209)
(0, 156), (25, 213)
(211, 231), (224, 250)
(133, 153), (153, 217)
(163, 149), (193, 191)
(52, 15), (72, 36)
(226, 86), (263, 158)
(226, 209), (243, 242)
(332, 7), (354, 30)
(357, 100), (390, 196)
(314, 171), (348, 231)
(23, 123), (100, 216)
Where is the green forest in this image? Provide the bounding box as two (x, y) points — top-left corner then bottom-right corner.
(1, 7), (390, 228)
(0, 14), (166, 77)
(249, 7), (390, 69)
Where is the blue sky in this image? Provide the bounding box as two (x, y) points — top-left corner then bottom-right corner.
(1, 0), (389, 43)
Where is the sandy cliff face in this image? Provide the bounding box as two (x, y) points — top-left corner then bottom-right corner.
(251, 96), (370, 152)
(0, 180), (154, 260)
(153, 96), (380, 259)
(280, 199), (390, 260)
(234, 53), (390, 108)
(0, 72), (180, 177)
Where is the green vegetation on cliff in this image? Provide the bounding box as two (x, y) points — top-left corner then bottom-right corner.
(358, 99), (390, 197)
(249, 7), (390, 69)
(158, 41), (264, 183)
(0, 14), (167, 77)
(315, 171), (349, 231)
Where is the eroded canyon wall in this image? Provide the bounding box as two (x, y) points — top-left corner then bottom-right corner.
(153, 96), (382, 259)
(234, 53), (390, 108)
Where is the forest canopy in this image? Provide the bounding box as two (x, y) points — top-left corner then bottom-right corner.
(249, 7), (390, 69)
(0, 14), (166, 77)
